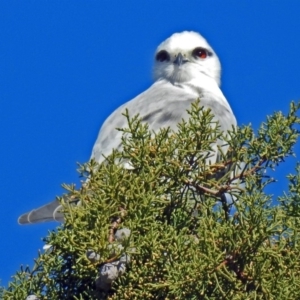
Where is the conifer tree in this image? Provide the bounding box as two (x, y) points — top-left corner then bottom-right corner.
(2, 100), (300, 299)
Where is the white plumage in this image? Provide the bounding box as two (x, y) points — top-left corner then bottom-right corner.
(18, 31), (236, 224)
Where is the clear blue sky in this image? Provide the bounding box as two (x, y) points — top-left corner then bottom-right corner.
(1, 1), (299, 287)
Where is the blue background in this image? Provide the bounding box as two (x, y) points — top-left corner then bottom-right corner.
(1, 1), (299, 287)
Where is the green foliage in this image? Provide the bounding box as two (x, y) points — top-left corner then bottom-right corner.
(3, 100), (300, 299)
(0, 284), (3, 299)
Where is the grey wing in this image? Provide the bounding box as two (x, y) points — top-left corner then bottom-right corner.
(18, 199), (64, 224)
(91, 80), (236, 163)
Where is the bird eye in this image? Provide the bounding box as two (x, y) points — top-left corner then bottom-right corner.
(192, 47), (209, 59)
(156, 50), (170, 62)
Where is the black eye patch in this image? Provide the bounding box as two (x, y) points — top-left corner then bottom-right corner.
(156, 50), (170, 62)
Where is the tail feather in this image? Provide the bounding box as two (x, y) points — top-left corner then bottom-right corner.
(18, 199), (64, 224)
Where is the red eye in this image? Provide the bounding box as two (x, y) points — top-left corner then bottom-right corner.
(156, 50), (170, 62)
(192, 47), (208, 59)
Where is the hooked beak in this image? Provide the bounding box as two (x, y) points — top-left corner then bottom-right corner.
(173, 53), (188, 66)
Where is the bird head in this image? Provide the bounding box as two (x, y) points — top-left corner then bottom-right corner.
(153, 31), (221, 86)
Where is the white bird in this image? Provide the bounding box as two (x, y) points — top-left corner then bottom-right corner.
(18, 31), (237, 224)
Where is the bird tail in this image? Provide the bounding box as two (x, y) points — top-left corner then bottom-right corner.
(18, 199), (64, 224)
